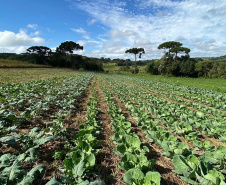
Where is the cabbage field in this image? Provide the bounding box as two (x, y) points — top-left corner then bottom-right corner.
(0, 72), (225, 185)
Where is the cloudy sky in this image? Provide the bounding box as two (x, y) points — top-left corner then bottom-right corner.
(0, 0), (226, 60)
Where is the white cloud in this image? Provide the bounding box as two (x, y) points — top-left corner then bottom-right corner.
(70, 0), (226, 59)
(30, 31), (40, 36)
(15, 46), (28, 53)
(87, 19), (97, 25)
(0, 29), (44, 47)
(77, 40), (102, 48)
(27, 24), (38, 30)
(71, 27), (90, 39)
(0, 46), (27, 54)
(110, 29), (137, 39)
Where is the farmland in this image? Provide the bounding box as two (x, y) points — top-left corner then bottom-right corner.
(0, 72), (226, 185)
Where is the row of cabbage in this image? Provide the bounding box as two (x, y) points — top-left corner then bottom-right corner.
(0, 73), (96, 184)
(47, 79), (104, 184)
(105, 75), (226, 141)
(98, 74), (226, 185)
(0, 73), (93, 122)
(102, 75), (225, 154)
(100, 81), (162, 185)
(115, 75), (226, 111)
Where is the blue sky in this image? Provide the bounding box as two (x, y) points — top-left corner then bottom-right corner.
(0, 0), (226, 60)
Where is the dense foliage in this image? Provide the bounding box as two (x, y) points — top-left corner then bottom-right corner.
(146, 56), (226, 78)
(145, 41), (226, 78)
(0, 41), (103, 71)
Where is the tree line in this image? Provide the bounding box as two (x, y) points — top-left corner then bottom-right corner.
(125, 41), (226, 78)
(0, 40), (225, 77)
(0, 41), (104, 71)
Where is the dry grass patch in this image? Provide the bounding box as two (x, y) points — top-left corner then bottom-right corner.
(0, 68), (82, 84)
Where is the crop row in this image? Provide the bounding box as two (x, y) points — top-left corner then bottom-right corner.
(46, 78), (104, 184)
(1, 73), (225, 185)
(114, 75), (226, 111)
(98, 74), (226, 185)
(103, 75), (225, 141)
(0, 73), (93, 124)
(100, 81), (162, 185)
(0, 73), (95, 184)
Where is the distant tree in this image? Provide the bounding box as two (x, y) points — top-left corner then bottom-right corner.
(210, 62), (226, 78)
(55, 41), (83, 68)
(157, 41), (192, 76)
(56, 41), (83, 54)
(27, 46), (52, 64)
(27, 46), (52, 56)
(158, 53), (168, 75)
(170, 46), (190, 61)
(146, 60), (160, 75)
(179, 58), (196, 77)
(158, 41), (182, 57)
(195, 59), (213, 77)
(125, 48), (145, 63)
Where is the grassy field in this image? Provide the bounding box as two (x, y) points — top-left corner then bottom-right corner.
(0, 59), (50, 68)
(125, 73), (226, 93)
(103, 62), (146, 73)
(0, 68), (82, 84)
(0, 59), (82, 84)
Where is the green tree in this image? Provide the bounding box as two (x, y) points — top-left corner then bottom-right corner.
(56, 41), (83, 54)
(125, 48), (145, 74)
(55, 41), (83, 68)
(170, 46), (190, 61)
(158, 53), (168, 75)
(125, 48), (145, 63)
(209, 62), (226, 78)
(158, 41), (182, 56)
(146, 60), (160, 75)
(179, 58), (196, 77)
(27, 46), (52, 64)
(27, 46), (52, 55)
(195, 59), (213, 77)
(158, 41), (191, 76)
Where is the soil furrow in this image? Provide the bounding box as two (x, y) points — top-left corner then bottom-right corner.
(95, 77), (125, 185)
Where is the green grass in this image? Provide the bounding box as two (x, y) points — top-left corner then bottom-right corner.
(124, 73), (226, 93)
(103, 63), (146, 73)
(103, 63), (226, 93)
(103, 63), (120, 73)
(0, 59), (82, 84)
(0, 68), (82, 84)
(0, 59), (50, 68)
